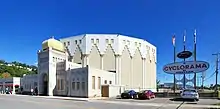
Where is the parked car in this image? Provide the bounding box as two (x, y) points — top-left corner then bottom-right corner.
(121, 90), (137, 99)
(180, 89), (199, 101)
(137, 90), (155, 99)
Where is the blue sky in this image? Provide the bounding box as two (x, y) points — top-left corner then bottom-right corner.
(0, 0), (219, 86)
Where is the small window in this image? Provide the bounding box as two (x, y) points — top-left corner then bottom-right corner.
(77, 82), (80, 90)
(98, 77), (101, 89)
(72, 82), (75, 90)
(139, 43), (141, 47)
(91, 39), (94, 43)
(82, 82), (85, 90)
(123, 40), (125, 43)
(92, 76), (95, 89)
(64, 42), (66, 46)
(127, 40), (130, 45)
(67, 41), (70, 45)
(96, 39), (99, 44)
(105, 39), (109, 44)
(79, 40), (82, 44)
(104, 80), (107, 84)
(75, 40), (77, 44)
(111, 39), (114, 44)
(135, 42), (137, 46)
(109, 81), (112, 84)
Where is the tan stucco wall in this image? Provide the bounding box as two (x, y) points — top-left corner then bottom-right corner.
(103, 45), (116, 71)
(88, 45), (101, 69)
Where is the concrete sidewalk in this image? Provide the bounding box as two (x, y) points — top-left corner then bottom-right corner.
(0, 94), (108, 101)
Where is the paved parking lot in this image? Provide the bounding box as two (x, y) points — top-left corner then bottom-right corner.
(0, 95), (219, 109)
(103, 98), (220, 105)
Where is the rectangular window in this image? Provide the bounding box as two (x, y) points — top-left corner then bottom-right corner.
(77, 82), (80, 90)
(67, 41), (70, 45)
(92, 76), (95, 89)
(109, 81), (112, 84)
(91, 39), (94, 43)
(79, 40), (82, 44)
(98, 77), (101, 89)
(123, 40), (126, 44)
(111, 39), (114, 44)
(61, 79), (64, 90)
(75, 40), (77, 44)
(64, 42), (66, 46)
(57, 79), (60, 90)
(82, 82), (85, 90)
(96, 39), (99, 44)
(72, 82), (75, 90)
(139, 43), (141, 47)
(105, 39), (109, 44)
(135, 42), (137, 46)
(104, 80), (107, 84)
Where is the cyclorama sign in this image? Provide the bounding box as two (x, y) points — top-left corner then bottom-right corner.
(163, 61), (209, 74)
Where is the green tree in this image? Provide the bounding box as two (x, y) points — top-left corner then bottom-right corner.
(156, 80), (160, 92)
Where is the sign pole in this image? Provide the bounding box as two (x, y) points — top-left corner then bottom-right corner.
(194, 29), (197, 89)
(183, 31), (186, 89)
(172, 35), (176, 93)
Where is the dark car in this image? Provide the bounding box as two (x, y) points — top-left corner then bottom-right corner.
(138, 90), (155, 99)
(121, 90), (137, 99)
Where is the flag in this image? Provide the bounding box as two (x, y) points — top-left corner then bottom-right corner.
(194, 29), (196, 44)
(183, 30), (186, 44)
(172, 35), (176, 46)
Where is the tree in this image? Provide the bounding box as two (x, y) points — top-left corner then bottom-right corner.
(2, 72), (11, 78)
(156, 80), (160, 92)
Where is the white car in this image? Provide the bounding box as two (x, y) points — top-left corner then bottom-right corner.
(180, 89), (199, 101)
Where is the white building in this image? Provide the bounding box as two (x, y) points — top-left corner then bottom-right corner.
(23, 34), (156, 98)
(60, 34), (157, 91)
(0, 77), (20, 94)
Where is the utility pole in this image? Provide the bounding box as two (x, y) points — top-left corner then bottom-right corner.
(212, 53), (220, 91)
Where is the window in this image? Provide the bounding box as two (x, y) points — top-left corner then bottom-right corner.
(53, 57), (55, 62)
(92, 76), (95, 89)
(135, 42), (137, 46)
(109, 81), (112, 84)
(67, 41), (70, 45)
(72, 82), (75, 90)
(82, 82), (85, 90)
(139, 43), (141, 47)
(111, 39), (114, 44)
(91, 39), (94, 43)
(77, 82), (80, 90)
(127, 40), (130, 45)
(98, 77), (101, 89)
(96, 39), (99, 44)
(104, 80), (107, 84)
(61, 79), (64, 90)
(64, 42), (66, 46)
(75, 40), (77, 44)
(79, 40), (82, 44)
(57, 79), (60, 90)
(123, 40), (126, 44)
(105, 39), (109, 44)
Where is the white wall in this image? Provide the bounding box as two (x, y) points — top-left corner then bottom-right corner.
(88, 66), (115, 97)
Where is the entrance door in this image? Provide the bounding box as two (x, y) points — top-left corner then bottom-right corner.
(42, 74), (48, 96)
(101, 85), (109, 97)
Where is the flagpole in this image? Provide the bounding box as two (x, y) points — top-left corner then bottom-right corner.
(173, 35), (176, 93)
(194, 29), (197, 89)
(183, 30), (186, 89)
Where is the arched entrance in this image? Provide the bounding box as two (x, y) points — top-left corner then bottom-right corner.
(42, 73), (48, 96)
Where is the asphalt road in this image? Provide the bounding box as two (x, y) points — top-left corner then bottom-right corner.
(0, 95), (219, 109)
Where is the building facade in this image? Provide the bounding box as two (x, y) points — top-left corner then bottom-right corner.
(22, 34), (156, 97)
(60, 34), (157, 91)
